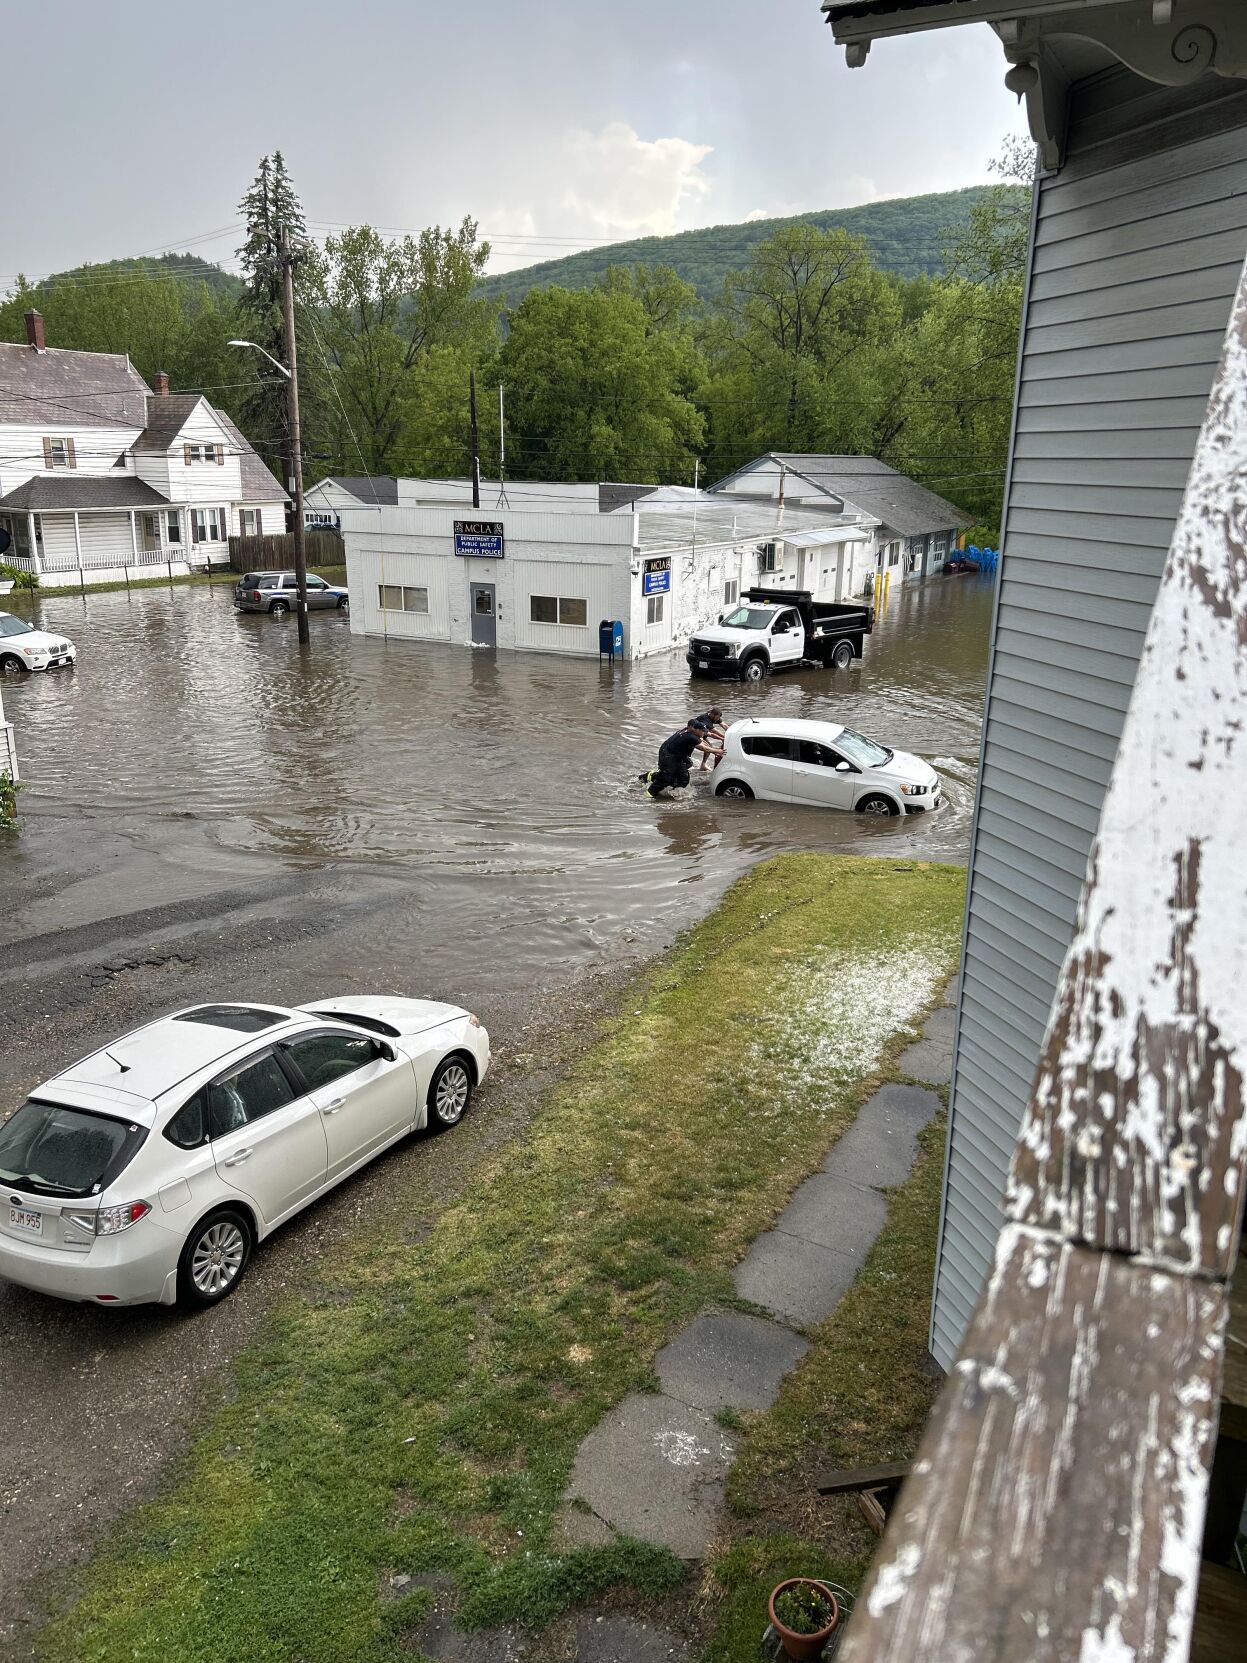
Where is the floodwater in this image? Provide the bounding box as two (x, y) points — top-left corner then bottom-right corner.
(0, 574), (994, 992)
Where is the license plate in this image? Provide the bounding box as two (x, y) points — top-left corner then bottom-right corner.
(698, 660), (709, 669)
(9, 1206), (42, 1235)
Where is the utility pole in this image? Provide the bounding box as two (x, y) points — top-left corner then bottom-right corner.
(469, 370), (481, 509)
(497, 383), (510, 508)
(279, 231), (310, 646)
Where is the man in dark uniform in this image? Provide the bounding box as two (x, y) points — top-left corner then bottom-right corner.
(640, 720), (720, 798)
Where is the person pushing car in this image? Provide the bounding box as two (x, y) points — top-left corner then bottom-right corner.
(640, 719), (721, 798)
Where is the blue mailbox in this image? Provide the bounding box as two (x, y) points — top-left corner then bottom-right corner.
(599, 619), (625, 662)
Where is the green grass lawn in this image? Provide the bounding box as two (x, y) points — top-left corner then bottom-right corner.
(31, 565), (347, 599)
(40, 854), (964, 1663)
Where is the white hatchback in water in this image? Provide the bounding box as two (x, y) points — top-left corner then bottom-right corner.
(713, 717), (941, 816)
(0, 998), (489, 1309)
(0, 611), (76, 673)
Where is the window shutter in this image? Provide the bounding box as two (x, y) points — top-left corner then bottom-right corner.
(42, 437), (53, 469)
(184, 443), (192, 466)
(66, 438), (77, 469)
(216, 444), (224, 465)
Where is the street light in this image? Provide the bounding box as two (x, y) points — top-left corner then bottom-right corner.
(227, 247), (310, 646)
(227, 339), (290, 379)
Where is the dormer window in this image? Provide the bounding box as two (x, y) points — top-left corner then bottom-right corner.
(43, 437), (76, 470)
(184, 443), (224, 465)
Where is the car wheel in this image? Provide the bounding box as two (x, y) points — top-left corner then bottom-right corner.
(427, 1054), (473, 1132)
(715, 780), (754, 800)
(857, 794), (899, 818)
(740, 657), (767, 683)
(831, 640), (854, 670)
(178, 1208), (252, 1309)
(269, 599), (290, 615)
(0, 653), (26, 674)
(336, 595), (350, 610)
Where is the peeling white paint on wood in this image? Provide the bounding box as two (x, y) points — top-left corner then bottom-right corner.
(1010, 254), (1247, 1275)
(840, 252), (1247, 1662)
(838, 1229), (1226, 1663)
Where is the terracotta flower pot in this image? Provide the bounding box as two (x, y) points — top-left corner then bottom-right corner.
(768, 1578), (841, 1661)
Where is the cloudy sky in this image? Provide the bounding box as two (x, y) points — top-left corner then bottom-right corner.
(1, 1), (1024, 283)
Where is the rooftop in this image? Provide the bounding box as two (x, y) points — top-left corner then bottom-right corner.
(0, 476), (172, 512)
(721, 453), (973, 537)
(0, 341), (151, 428)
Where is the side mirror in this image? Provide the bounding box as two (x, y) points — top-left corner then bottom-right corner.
(379, 1041), (398, 1063)
(835, 761), (851, 773)
(718, 614), (725, 624)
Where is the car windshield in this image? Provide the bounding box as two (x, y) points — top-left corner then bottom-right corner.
(721, 607), (774, 631)
(835, 727), (893, 768)
(0, 1100), (143, 1198)
(0, 615), (32, 639)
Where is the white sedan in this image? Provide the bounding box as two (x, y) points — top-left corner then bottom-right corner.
(713, 716), (941, 816)
(0, 997), (489, 1309)
(0, 611), (76, 673)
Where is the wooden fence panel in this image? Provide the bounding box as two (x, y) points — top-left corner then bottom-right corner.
(227, 530), (345, 572)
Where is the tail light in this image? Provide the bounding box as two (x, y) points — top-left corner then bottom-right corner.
(65, 1201), (152, 1236)
(250, 590), (262, 601)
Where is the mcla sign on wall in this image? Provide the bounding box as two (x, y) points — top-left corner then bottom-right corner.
(642, 556), (671, 597)
(454, 520), (505, 558)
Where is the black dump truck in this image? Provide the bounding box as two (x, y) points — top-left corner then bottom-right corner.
(687, 588), (874, 682)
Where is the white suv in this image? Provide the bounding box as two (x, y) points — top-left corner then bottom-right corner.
(713, 717), (940, 816)
(0, 611), (76, 673)
(0, 998), (489, 1309)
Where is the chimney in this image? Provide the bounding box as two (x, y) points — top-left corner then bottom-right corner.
(153, 371), (170, 396)
(24, 310), (46, 352)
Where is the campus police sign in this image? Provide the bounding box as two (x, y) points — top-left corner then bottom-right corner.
(453, 520), (505, 558)
(642, 556), (671, 596)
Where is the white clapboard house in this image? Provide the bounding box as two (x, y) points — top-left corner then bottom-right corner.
(0, 310), (286, 585)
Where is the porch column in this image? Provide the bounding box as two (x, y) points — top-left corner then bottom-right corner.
(73, 510), (85, 578)
(25, 512), (40, 577)
(130, 511), (139, 566)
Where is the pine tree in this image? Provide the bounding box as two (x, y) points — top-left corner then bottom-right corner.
(235, 153), (317, 496)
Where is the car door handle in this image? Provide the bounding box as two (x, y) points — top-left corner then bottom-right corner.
(223, 1147), (253, 1167)
(321, 1098), (345, 1115)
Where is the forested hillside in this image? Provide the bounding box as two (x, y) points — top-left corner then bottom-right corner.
(477, 186), (1025, 303)
(2, 155), (1029, 534)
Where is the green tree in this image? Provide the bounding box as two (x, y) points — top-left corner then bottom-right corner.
(0, 267), (239, 409)
(309, 219), (491, 476)
(492, 284), (704, 482)
(235, 152), (318, 486)
(702, 224), (900, 470)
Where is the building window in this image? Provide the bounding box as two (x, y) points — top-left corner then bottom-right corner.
(166, 511), (182, 544)
(646, 594), (665, 626)
(379, 584), (429, 614)
(44, 437), (76, 469)
(723, 579), (739, 606)
(932, 535), (947, 565)
(761, 542), (780, 573)
(184, 442), (224, 465)
(529, 595), (588, 626)
(190, 507), (227, 543)
(888, 543), (901, 567)
(239, 509), (260, 536)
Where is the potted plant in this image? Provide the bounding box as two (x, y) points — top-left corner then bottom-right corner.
(769, 1578), (841, 1661)
(0, 563), (37, 596)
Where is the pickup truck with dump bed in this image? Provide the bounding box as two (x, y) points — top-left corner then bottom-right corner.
(687, 588), (873, 682)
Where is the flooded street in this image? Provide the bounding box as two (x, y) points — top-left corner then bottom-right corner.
(0, 572), (991, 1649)
(2, 573), (991, 990)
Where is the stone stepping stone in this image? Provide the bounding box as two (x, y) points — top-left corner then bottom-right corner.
(896, 1003), (956, 1084)
(733, 1230), (863, 1329)
(656, 1310), (808, 1412)
(772, 1172), (889, 1256)
(823, 1082), (942, 1192)
(563, 1392), (735, 1558)
(574, 1614), (690, 1661)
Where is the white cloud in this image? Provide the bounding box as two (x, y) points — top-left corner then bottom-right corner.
(559, 122), (712, 237)
(484, 121), (713, 267)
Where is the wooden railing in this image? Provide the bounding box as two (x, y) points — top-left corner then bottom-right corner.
(839, 258), (1247, 1662)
